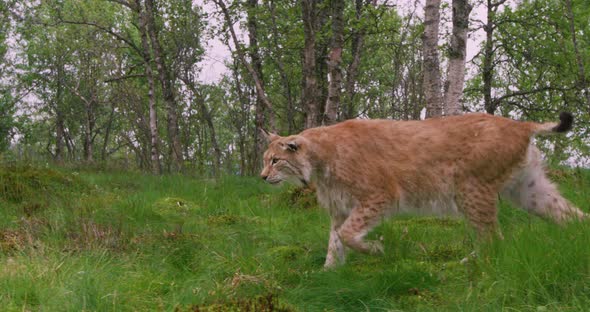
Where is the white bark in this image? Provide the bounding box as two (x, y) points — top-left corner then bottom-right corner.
(443, 0), (472, 116)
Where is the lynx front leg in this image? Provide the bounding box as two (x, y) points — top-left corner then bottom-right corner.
(337, 198), (388, 255)
(324, 214), (346, 268)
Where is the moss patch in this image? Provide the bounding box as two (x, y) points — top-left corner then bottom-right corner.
(0, 164), (88, 203)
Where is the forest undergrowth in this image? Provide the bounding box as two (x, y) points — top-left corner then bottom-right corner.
(1, 163), (589, 311)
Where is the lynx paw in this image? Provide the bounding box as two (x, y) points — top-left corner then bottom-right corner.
(365, 240), (384, 255)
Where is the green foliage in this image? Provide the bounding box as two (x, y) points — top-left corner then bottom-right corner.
(0, 1), (10, 62)
(465, 0), (590, 163)
(0, 166), (589, 311)
(5, 0), (588, 171)
(0, 1), (16, 153)
(8, 0), (207, 169)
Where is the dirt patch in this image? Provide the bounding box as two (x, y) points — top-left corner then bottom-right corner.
(176, 294), (294, 312)
(0, 229), (28, 253)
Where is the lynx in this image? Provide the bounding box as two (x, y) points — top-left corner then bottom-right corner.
(260, 113), (585, 268)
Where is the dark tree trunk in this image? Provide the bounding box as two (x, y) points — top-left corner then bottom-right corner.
(422, 0), (443, 118)
(323, 0), (345, 125)
(344, 0), (366, 120)
(54, 63), (65, 163)
(199, 97), (222, 177)
(564, 0), (590, 112)
(301, 0), (320, 128)
(55, 110), (65, 162)
(231, 60), (250, 176)
(68, 81), (95, 163)
(64, 128), (75, 160)
(267, 0), (295, 133)
(316, 8), (330, 122)
(246, 0), (268, 173)
(483, 0), (495, 114)
(101, 102), (116, 161)
(83, 99), (95, 163)
(482, 0), (503, 114)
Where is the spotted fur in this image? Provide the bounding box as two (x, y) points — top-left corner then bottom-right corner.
(260, 113), (585, 268)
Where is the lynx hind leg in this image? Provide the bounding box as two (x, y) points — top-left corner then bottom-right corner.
(501, 146), (586, 222)
(337, 197), (388, 255)
(457, 180), (503, 239)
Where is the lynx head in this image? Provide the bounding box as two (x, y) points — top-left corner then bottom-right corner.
(260, 130), (312, 186)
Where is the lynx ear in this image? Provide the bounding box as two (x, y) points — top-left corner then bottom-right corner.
(260, 128), (280, 143)
(286, 141), (298, 152)
(282, 136), (303, 152)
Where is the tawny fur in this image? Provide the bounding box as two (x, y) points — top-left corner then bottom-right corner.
(260, 113), (585, 268)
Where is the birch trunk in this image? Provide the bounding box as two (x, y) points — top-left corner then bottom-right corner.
(443, 0), (472, 116)
(422, 0), (443, 118)
(136, 0), (161, 174)
(144, 0), (183, 172)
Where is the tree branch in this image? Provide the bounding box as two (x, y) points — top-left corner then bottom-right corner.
(492, 86), (575, 107)
(212, 0), (275, 130)
(57, 19), (142, 55)
(104, 74), (146, 83)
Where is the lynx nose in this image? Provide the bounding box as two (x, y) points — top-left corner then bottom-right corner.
(261, 174), (268, 181)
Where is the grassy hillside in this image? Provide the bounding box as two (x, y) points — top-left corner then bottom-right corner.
(1, 164), (590, 311)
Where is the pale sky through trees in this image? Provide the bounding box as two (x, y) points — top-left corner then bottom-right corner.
(195, 0), (493, 83)
(3, 0), (587, 168)
(4, 1), (493, 84)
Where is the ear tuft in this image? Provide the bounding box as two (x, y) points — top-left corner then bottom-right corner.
(260, 128), (280, 143)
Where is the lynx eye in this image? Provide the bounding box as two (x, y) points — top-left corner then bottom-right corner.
(271, 158), (279, 165)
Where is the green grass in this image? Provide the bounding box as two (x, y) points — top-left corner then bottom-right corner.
(1, 164), (590, 311)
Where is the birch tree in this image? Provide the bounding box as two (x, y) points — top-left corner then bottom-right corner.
(443, 0), (472, 115)
(423, 0), (472, 117)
